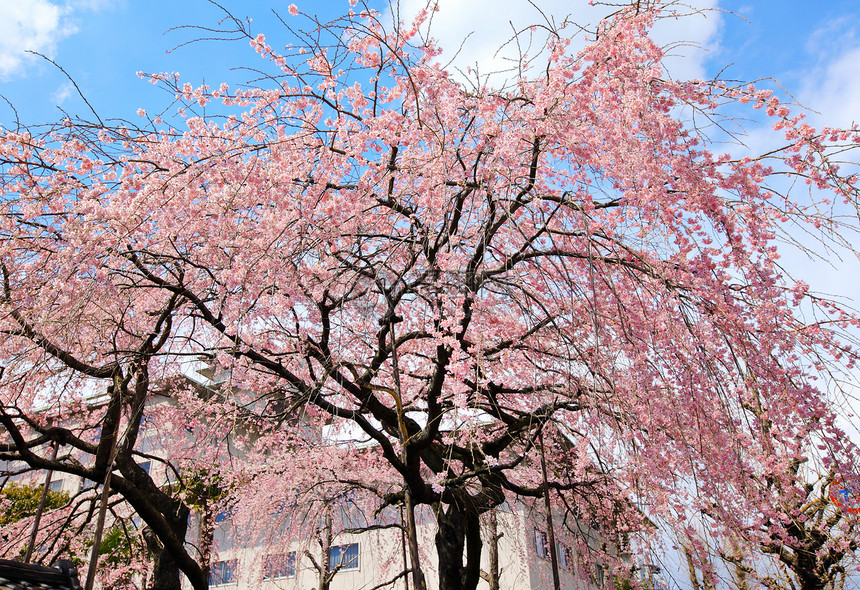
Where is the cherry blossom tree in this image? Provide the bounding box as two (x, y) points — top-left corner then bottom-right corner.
(744, 470), (858, 590)
(677, 461), (859, 590)
(1, 2), (859, 590)
(0, 375), (224, 589)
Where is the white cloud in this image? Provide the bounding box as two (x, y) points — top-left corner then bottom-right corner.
(786, 23), (860, 306)
(397, 0), (603, 82)
(392, 0), (721, 85)
(0, 0), (110, 80)
(723, 17), (860, 331)
(0, 0), (74, 79)
(649, 1), (722, 81)
(800, 45), (860, 130)
(713, 15), (860, 160)
(51, 80), (74, 104)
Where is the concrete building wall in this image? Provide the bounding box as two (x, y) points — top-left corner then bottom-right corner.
(204, 503), (602, 590)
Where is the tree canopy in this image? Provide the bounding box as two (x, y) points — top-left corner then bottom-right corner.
(0, 2), (858, 590)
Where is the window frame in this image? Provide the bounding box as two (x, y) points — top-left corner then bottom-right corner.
(534, 529), (550, 559)
(328, 543), (359, 572)
(209, 559), (238, 587)
(262, 552), (296, 580)
(557, 542), (573, 571)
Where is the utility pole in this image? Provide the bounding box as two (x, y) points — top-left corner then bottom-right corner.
(540, 429), (561, 590)
(24, 441), (59, 563)
(388, 312), (427, 590)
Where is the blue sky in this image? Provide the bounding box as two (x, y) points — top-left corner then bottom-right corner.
(0, 0), (858, 129)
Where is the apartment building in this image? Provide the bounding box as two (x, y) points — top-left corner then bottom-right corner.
(0, 374), (619, 590)
(205, 500), (608, 590)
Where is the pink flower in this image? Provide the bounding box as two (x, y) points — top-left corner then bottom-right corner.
(288, 4), (299, 15)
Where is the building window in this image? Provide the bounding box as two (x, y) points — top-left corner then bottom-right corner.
(48, 479), (64, 493)
(329, 543), (359, 572)
(263, 552), (296, 580)
(209, 559), (237, 586)
(534, 530), (549, 559)
(557, 543), (573, 571)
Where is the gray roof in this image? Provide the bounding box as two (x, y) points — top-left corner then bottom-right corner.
(0, 560), (81, 590)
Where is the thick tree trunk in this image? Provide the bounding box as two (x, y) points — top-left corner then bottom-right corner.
(435, 502), (483, 590)
(143, 527), (181, 590)
(464, 509), (482, 590)
(780, 523), (830, 590)
(436, 504), (465, 590)
(797, 575), (827, 590)
(795, 561), (827, 590)
(138, 499), (193, 590)
(113, 452), (205, 590)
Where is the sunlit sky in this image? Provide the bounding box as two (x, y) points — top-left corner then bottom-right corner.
(1, 4), (858, 360)
(1, 0), (859, 361)
(0, 0), (858, 128)
(2, 2), (856, 378)
(2, 0), (857, 312)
